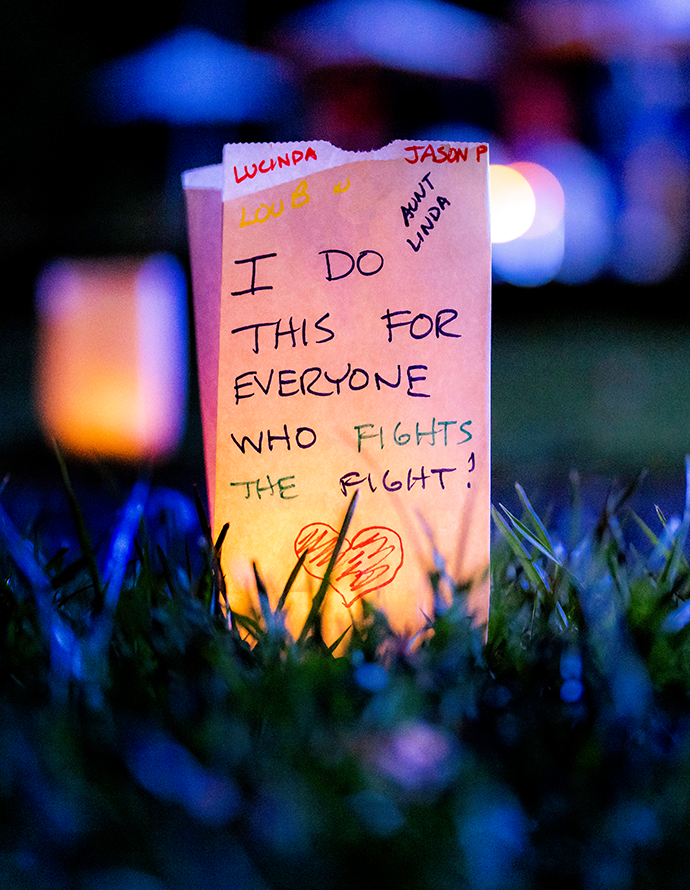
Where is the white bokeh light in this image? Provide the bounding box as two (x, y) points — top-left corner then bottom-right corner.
(489, 165), (536, 244)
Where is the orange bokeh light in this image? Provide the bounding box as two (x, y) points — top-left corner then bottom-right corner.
(488, 165), (536, 243)
(35, 255), (187, 461)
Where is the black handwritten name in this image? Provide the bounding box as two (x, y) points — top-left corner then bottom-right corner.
(406, 195), (452, 252)
(401, 173), (434, 228)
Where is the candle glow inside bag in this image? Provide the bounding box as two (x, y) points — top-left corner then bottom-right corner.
(184, 140), (491, 642)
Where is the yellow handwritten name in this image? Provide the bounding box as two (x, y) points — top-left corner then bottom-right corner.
(238, 176), (350, 228)
(291, 180), (310, 209)
(239, 200), (285, 228)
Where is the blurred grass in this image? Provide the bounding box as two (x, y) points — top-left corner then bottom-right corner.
(3, 441), (690, 887)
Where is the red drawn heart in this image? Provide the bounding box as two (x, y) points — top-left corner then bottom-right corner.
(294, 522), (404, 608)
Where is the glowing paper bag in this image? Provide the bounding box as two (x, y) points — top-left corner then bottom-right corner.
(35, 254), (188, 461)
(183, 140), (490, 641)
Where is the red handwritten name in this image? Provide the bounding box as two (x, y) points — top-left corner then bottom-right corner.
(404, 144), (488, 164)
(234, 146), (319, 185)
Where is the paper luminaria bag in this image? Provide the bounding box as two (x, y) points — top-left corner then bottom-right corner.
(183, 140), (491, 642)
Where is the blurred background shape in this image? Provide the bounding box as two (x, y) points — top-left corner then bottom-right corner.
(90, 27), (293, 126)
(34, 254), (187, 462)
(274, 0), (506, 77)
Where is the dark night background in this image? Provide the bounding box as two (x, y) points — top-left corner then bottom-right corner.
(1, 0), (689, 526)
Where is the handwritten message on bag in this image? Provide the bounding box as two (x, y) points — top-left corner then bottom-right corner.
(184, 140), (491, 642)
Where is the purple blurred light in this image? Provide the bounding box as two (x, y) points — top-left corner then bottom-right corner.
(522, 140), (615, 285)
(277, 0), (506, 78)
(520, 0), (690, 57)
(613, 204), (683, 284)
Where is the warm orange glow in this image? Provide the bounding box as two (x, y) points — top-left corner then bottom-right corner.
(35, 255), (187, 461)
(491, 161), (566, 286)
(511, 161), (565, 238)
(489, 164), (536, 243)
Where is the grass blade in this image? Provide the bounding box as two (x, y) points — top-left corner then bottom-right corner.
(276, 549), (308, 614)
(297, 492), (358, 646)
(659, 456), (690, 591)
(491, 504), (549, 597)
(327, 625), (351, 654)
(193, 483), (228, 616)
(515, 483), (555, 554)
(232, 611), (264, 641)
(498, 504), (564, 569)
(253, 561), (273, 632)
(53, 442), (103, 610)
(212, 523), (230, 617)
(101, 478), (149, 614)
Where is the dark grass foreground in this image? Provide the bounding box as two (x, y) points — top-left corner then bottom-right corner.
(4, 457), (690, 890)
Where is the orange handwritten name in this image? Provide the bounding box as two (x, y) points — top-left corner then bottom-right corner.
(404, 144), (487, 164)
(233, 146), (319, 184)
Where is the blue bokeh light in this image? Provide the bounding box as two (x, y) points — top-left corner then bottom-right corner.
(92, 27), (293, 124)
